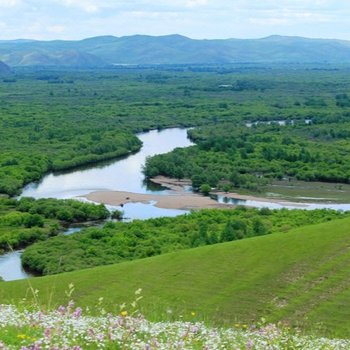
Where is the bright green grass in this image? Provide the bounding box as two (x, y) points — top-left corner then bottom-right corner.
(1, 217), (350, 337)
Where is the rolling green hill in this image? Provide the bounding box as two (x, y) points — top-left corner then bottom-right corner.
(2, 217), (350, 337)
(2, 34), (350, 66)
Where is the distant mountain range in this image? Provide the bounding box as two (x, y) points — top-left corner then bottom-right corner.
(0, 60), (11, 74)
(1, 34), (350, 67)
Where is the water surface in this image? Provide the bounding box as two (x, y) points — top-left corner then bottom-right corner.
(2, 128), (193, 281)
(21, 128), (194, 199)
(0, 251), (32, 282)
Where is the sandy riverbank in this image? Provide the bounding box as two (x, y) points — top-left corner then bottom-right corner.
(151, 176), (307, 208)
(84, 190), (230, 210)
(84, 176), (311, 211)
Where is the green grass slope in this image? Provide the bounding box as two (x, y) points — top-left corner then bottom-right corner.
(2, 217), (350, 337)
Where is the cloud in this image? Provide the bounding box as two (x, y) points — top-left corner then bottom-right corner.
(248, 8), (332, 26)
(185, 0), (208, 8)
(0, 0), (350, 40)
(59, 0), (100, 13)
(0, 0), (21, 7)
(48, 25), (66, 34)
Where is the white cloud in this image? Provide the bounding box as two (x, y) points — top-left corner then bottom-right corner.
(248, 8), (332, 26)
(185, 0), (208, 8)
(60, 0), (100, 13)
(0, 0), (350, 40)
(48, 25), (66, 33)
(0, 0), (21, 7)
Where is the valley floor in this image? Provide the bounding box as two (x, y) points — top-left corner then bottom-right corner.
(84, 176), (340, 210)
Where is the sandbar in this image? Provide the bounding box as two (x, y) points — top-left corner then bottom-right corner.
(84, 190), (230, 210)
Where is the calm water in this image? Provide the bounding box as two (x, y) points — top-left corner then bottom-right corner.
(1, 128), (193, 281)
(21, 128), (194, 199)
(4, 126), (350, 281)
(0, 251), (32, 281)
(245, 119), (312, 127)
(216, 195), (350, 211)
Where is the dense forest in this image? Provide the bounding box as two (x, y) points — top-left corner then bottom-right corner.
(22, 207), (349, 275)
(144, 122), (350, 192)
(0, 197), (109, 253)
(2, 66), (350, 277)
(1, 67), (350, 196)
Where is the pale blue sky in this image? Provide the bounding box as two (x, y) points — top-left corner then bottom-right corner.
(1, 0), (350, 41)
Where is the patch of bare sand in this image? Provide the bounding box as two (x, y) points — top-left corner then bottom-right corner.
(152, 176), (307, 208)
(84, 190), (230, 210)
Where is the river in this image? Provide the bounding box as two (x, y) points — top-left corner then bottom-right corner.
(21, 128), (194, 220)
(3, 126), (350, 281)
(1, 128), (193, 281)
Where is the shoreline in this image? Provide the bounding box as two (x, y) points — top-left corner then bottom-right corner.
(84, 176), (350, 212)
(213, 191), (308, 207)
(151, 176), (350, 208)
(84, 190), (231, 210)
(151, 176), (309, 207)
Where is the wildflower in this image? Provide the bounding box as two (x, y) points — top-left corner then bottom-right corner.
(246, 339), (254, 350)
(17, 334), (26, 339)
(73, 307), (82, 318)
(44, 327), (51, 338)
(57, 305), (66, 314)
(190, 325), (199, 333)
(121, 310), (128, 317)
(135, 288), (143, 295)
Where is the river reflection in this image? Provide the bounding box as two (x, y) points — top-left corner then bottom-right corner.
(21, 128), (194, 199)
(2, 128), (193, 281)
(0, 251), (32, 282)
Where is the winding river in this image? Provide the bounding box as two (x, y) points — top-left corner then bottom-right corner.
(21, 128), (194, 220)
(3, 126), (350, 281)
(1, 128), (193, 281)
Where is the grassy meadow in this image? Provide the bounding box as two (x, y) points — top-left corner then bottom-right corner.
(1, 217), (350, 338)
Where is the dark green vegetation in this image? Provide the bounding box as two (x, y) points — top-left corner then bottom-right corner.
(3, 35), (350, 66)
(1, 217), (350, 337)
(2, 67), (350, 196)
(145, 121), (350, 192)
(0, 197), (108, 253)
(2, 66), (350, 338)
(21, 208), (349, 275)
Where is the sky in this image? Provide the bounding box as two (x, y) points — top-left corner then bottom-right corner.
(1, 0), (350, 41)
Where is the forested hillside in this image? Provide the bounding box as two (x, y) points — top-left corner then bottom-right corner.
(2, 35), (350, 66)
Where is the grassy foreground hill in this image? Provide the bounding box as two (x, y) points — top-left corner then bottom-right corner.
(2, 217), (350, 337)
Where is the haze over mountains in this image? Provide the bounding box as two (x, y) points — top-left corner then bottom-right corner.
(1, 34), (350, 67)
(0, 60), (11, 74)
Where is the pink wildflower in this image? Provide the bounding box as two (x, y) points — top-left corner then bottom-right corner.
(44, 327), (51, 338)
(246, 339), (254, 349)
(73, 307), (82, 318)
(58, 305), (66, 315)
